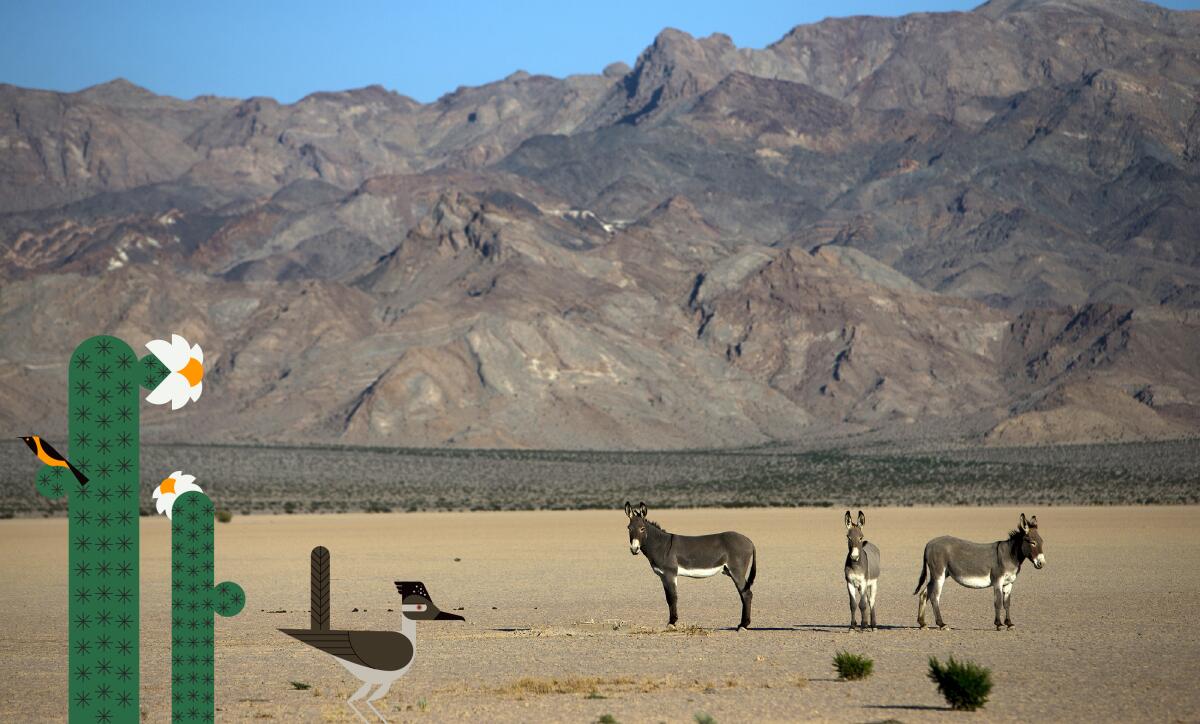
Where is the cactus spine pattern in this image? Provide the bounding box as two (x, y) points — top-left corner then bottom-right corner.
(169, 491), (245, 721)
(34, 335), (169, 723)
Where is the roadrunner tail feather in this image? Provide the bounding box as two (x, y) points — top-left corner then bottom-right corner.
(311, 546), (331, 631)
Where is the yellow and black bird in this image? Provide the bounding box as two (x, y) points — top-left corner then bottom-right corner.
(20, 435), (88, 486)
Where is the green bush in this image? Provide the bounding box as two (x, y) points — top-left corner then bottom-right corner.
(694, 713), (717, 724)
(215, 508), (233, 523)
(833, 650), (874, 680)
(928, 656), (993, 711)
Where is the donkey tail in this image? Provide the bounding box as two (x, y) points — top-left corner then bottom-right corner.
(744, 550), (757, 590)
(912, 549), (929, 596)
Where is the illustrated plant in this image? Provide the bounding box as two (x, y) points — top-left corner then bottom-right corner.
(33, 335), (170, 722)
(928, 655), (993, 711)
(167, 489), (245, 721)
(833, 650), (874, 681)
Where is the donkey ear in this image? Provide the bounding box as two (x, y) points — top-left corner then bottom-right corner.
(858, 510), (866, 527)
(624, 501), (633, 518)
(844, 510), (852, 528)
(1019, 513), (1029, 532)
(638, 502), (648, 518)
(1029, 515), (1038, 528)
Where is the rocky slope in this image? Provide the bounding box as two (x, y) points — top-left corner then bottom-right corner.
(1, 0), (1197, 448)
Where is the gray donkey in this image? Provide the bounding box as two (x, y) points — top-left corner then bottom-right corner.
(915, 513), (1045, 630)
(844, 510), (880, 630)
(625, 501), (757, 630)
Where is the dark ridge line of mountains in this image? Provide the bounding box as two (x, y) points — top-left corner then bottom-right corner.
(2, 0), (1198, 449)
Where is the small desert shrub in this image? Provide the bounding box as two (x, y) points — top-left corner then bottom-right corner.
(833, 651), (874, 680)
(215, 508), (233, 523)
(694, 713), (717, 724)
(289, 681), (310, 690)
(596, 715), (619, 724)
(928, 656), (992, 711)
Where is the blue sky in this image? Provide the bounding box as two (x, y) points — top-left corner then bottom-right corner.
(2, 1), (1197, 103)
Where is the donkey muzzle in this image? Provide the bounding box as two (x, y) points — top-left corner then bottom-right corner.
(629, 540), (640, 556)
(1033, 554), (1045, 569)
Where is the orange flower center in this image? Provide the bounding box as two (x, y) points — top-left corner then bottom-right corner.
(160, 477), (176, 494)
(180, 357), (204, 386)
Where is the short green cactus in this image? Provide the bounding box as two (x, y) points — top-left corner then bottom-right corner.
(168, 490), (245, 722)
(34, 335), (168, 723)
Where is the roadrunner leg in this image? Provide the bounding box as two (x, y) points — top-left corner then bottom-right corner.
(347, 681), (373, 724)
(365, 680), (393, 722)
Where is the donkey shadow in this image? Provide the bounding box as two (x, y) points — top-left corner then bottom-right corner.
(862, 704), (953, 712)
(788, 623), (921, 632)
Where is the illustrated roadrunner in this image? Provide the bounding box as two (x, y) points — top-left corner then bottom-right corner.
(279, 546), (464, 723)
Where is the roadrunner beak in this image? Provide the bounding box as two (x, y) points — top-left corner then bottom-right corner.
(435, 610), (465, 621)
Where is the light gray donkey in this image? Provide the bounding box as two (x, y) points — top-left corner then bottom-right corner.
(914, 513), (1045, 630)
(844, 510), (880, 630)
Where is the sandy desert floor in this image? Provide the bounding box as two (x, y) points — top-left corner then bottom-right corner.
(1, 506), (1198, 723)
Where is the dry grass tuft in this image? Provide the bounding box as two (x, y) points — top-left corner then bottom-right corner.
(497, 676), (636, 698)
(628, 623), (710, 637)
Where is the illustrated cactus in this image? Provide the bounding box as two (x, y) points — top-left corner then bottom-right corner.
(33, 340), (169, 724)
(167, 489), (245, 722)
(30, 334), (191, 722)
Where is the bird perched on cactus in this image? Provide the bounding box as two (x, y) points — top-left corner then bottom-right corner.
(30, 332), (202, 722)
(20, 435), (88, 485)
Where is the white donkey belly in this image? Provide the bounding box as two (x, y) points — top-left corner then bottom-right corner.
(953, 573), (993, 589)
(678, 565), (724, 579)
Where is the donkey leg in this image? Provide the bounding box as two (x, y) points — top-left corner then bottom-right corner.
(737, 586), (752, 631)
(993, 585), (1005, 631)
(929, 575), (948, 629)
(1002, 583), (1014, 628)
(867, 581), (878, 630)
(917, 587), (927, 629)
(661, 574), (679, 629)
(847, 582), (860, 630)
(858, 591), (869, 631)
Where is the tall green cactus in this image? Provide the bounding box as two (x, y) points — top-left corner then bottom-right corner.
(168, 490), (245, 722)
(34, 335), (169, 723)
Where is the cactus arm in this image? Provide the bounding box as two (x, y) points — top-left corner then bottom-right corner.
(170, 491), (244, 722)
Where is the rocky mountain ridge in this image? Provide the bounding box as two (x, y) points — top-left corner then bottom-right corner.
(2, 0), (1197, 448)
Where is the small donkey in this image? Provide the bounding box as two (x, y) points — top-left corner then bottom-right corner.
(625, 501), (757, 630)
(915, 513), (1045, 630)
(844, 510), (880, 630)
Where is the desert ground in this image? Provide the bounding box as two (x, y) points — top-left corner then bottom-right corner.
(1, 506), (1198, 723)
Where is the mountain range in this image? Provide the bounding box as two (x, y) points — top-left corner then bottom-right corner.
(2, 0), (1198, 448)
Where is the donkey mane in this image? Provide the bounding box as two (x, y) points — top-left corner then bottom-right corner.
(643, 519), (666, 532)
(1006, 529), (1028, 542)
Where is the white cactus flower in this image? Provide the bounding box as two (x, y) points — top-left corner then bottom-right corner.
(146, 334), (204, 410)
(153, 471), (203, 519)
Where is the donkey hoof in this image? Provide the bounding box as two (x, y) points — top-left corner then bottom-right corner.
(1005, 622), (1015, 629)
(666, 623), (677, 631)
(737, 625), (749, 632)
(918, 623), (927, 630)
(996, 624), (1004, 631)
(937, 623), (949, 630)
